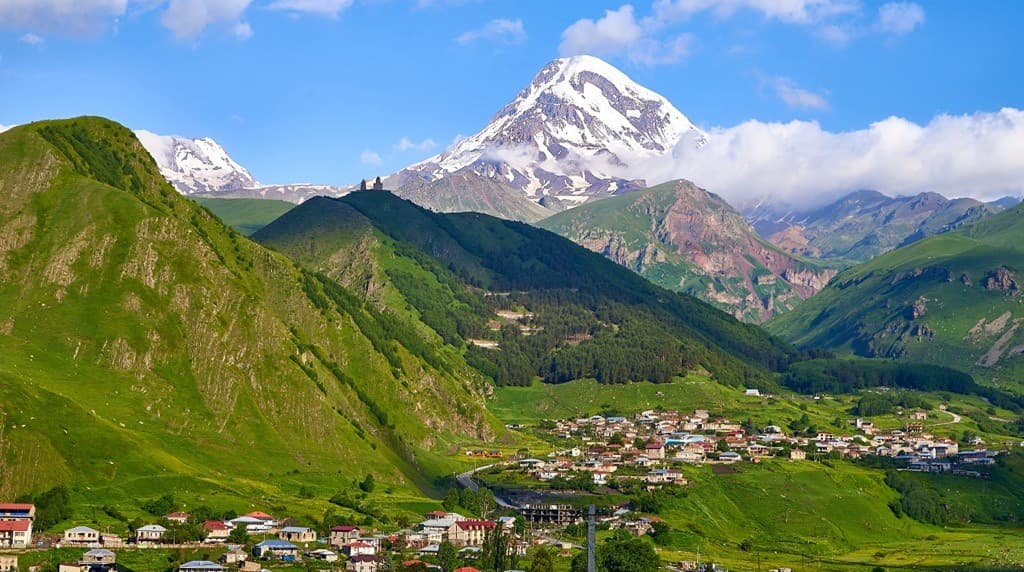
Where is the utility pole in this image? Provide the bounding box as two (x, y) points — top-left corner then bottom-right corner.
(586, 505), (596, 572)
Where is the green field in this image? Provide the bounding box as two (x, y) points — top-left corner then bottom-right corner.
(193, 197), (295, 235)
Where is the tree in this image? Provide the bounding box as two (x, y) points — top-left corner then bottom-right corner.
(480, 525), (517, 572)
(360, 473), (376, 493)
(437, 541), (457, 572)
(476, 488), (495, 517)
(141, 493), (175, 516)
(442, 488), (460, 512)
(599, 537), (660, 572)
(529, 546), (553, 572)
(227, 524), (249, 544)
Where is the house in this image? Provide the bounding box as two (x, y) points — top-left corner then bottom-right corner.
(789, 449), (806, 461)
(344, 541), (376, 557)
(0, 520), (32, 549)
(220, 548), (248, 564)
(418, 518), (456, 544)
(178, 561), (224, 572)
(0, 555), (16, 572)
(80, 549), (116, 572)
(63, 526), (100, 546)
(330, 525), (361, 547)
(719, 452), (741, 464)
(243, 512), (278, 528)
(644, 439), (665, 460)
(448, 520), (495, 547)
(0, 504), (35, 521)
(496, 516), (517, 531)
(0, 503), (34, 548)
(346, 556), (382, 572)
(165, 512), (190, 524)
(136, 524), (167, 542)
(239, 562), (261, 572)
(744, 389), (761, 397)
(309, 549), (339, 562)
(454, 566), (481, 572)
(254, 539), (298, 561)
(229, 516), (270, 533)
(204, 521), (230, 542)
(278, 526), (316, 544)
(99, 533), (123, 548)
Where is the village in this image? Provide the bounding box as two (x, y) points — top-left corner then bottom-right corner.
(0, 404), (1012, 572)
(505, 405), (1005, 486)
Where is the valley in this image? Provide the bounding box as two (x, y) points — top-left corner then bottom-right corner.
(1, 9), (1022, 570)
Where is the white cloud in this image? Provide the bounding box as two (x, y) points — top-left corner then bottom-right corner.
(232, 21), (252, 39)
(877, 2), (924, 35)
(763, 75), (829, 110)
(360, 150), (382, 166)
(816, 23), (853, 46)
(0, 125), (12, 134)
(456, 18), (526, 46)
(161, 0), (251, 39)
(652, 0), (860, 25)
(631, 108), (1024, 209)
(394, 137), (437, 152)
(0, 0), (127, 35)
(559, 5), (692, 66)
(19, 32), (44, 45)
(267, 0), (354, 17)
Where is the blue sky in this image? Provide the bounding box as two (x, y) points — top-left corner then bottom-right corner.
(0, 0), (1022, 193)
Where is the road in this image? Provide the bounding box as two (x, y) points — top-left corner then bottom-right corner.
(456, 464), (517, 509)
(933, 409), (962, 426)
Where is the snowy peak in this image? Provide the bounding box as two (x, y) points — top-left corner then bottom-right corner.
(400, 55), (707, 206)
(135, 130), (260, 195)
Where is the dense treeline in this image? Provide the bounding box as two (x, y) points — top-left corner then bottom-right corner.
(337, 192), (797, 378)
(782, 359), (1024, 412)
(854, 391), (930, 416)
(885, 470), (972, 525)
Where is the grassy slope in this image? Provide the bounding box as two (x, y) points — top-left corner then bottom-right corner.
(254, 192), (797, 389)
(769, 203), (1024, 393)
(538, 180), (833, 322)
(193, 197), (295, 235)
(0, 118), (503, 525)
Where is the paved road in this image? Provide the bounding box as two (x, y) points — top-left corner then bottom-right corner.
(933, 409), (962, 425)
(456, 464), (517, 509)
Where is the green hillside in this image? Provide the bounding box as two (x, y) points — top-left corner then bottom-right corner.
(193, 197), (295, 235)
(769, 202), (1024, 394)
(254, 190), (797, 389)
(0, 117), (503, 521)
(538, 180), (836, 323)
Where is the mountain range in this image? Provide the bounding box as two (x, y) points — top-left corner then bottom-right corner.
(539, 179), (835, 322)
(770, 200), (1024, 395)
(0, 116), (794, 503)
(744, 190), (1009, 262)
(0, 117), (500, 504)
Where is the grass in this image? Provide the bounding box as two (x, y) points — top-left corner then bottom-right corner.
(193, 198), (295, 236)
(0, 118), (508, 528)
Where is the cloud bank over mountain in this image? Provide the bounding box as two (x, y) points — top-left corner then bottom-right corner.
(634, 107), (1024, 208)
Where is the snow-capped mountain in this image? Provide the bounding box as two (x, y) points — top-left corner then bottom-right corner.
(135, 130), (260, 195)
(390, 55), (707, 211)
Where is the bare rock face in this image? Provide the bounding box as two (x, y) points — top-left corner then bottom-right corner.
(984, 266), (1018, 292)
(541, 179), (836, 323)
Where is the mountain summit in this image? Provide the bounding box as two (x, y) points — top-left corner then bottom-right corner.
(135, 130), (260, 194)
(391, 55), (707, 218)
